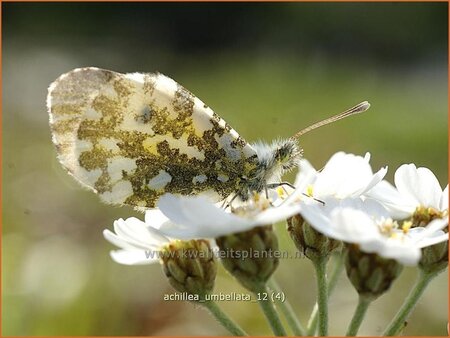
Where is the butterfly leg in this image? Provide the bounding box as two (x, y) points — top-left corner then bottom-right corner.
(266, 181), (296, 190)
(267, 182), (325, 205)
(301, 193), (325, 206)
(223, 192), (241, 211)
(220, 198), (229, 209)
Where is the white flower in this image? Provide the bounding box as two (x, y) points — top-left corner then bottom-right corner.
(366, 163), (449, 219)
(103, 209), (171, 265)
(288, 152), (387, 203)
(300, 197), (448, 265)
(103, 190), (301, 261)
(155, 192), (302, 240)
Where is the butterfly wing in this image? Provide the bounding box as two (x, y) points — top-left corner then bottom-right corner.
(48, 67), (258, 208)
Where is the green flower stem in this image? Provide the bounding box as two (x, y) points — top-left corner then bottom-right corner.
(202, 300), (248, 336)
(383, 270), (439, 336)
(255, 284), (288, 336)
(312, 256), (329, 336)
(307, 252), (345, 335)
(346, 295), (373, 336)
(268, 278), (306, 335)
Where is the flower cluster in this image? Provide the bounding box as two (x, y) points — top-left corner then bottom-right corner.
(105, 152), (447, 268)
(103, 151), (448, 336)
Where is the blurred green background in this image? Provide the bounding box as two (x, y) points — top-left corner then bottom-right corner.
(3, 2), (448, 336)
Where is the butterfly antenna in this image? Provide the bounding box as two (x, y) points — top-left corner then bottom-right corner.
(291, 101), (370, 140)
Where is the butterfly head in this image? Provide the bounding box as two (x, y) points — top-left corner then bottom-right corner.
(250, 138), (302, 184)
(273, 138), (303, 172)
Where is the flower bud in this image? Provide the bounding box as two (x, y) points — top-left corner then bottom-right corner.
(419, 241), (448, 275)
(345, 244), (403, 299)
(411, 207), (448, 275)
(161, 239), (216, 301)
(287, 214), (340, 261)
(216, 225), (278, 293)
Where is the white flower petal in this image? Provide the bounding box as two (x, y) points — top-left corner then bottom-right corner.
(158, 194), (246, 227)
(110, 249), (158, 265)
(299, 198), (382, 242)
(335, 197), (390, 219)
(313, 152), (362, 198)
(145, 226), (172, 245)
(159, 218), (257, 240)
(103, 214), (175, 265)
(253, 203), (302, 225)
(359, 166), (388, 196)
(157, 194), (253, 239)
(440, 185), (449, 210)
(365, 180), (416, 218)
(298, 152), (386, 199)
(103, 229), (153, 251)
(366, 180), (400, 201)
(113, 218), (169, 249)
(295, 159), (317, 188)
(330, 207), (381, 242)
(297, 203), (337, 238)
(113, 218), (148, 244)
(416, 233), (448, 249)
(144, 209), (170, 229)
(286, 160), (317, 204)
(395, 164), (442, 209)
(395, 164), (420, 203)
(156, 221), (194, 239)
(363, 240), (421, 266)
(157, 193), (301, 239)
(412, 218), (449, 244)
(416, 167), (443, 207)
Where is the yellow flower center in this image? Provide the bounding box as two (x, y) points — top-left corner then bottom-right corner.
(412, 206), (447, 229)
(306, 185), (314, 197)
(402, 221), (412, 234)
(276, 186), (286, 198)
(232, 193), (273, 217)
(377, 218), (412, 240)
(378, 218), (397, 235)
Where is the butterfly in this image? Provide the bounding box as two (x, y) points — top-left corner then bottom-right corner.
(47, 67), (368, 208)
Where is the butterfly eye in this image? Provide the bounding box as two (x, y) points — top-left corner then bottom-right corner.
(274, 146), (291, 164)
(275, 150), (288, 162)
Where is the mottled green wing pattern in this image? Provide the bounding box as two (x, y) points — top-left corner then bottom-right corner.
(47, 67), (258, 208)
